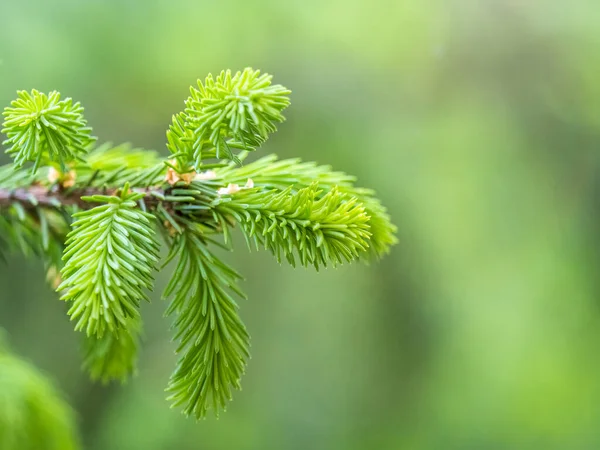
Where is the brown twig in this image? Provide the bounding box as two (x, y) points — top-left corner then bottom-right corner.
(0, 185), (166, 210)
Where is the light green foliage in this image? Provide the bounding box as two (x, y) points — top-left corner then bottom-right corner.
(166, 112), (195, 170)
(82, 317), (141, 384)
(168, 68), (291, 169)
(163, 229), (249, 418)
(0, 162), (38, 189)
(0, 163), (67, 269)
(0, 335), (80, 450)
(1, 90), (95, 173)
(214, 183), (371, 268)
(214, 154), (398, 259)
(77, 142), (166, 188)
(0, 204), (65, 269)
(0, 68), (396, 420)
(83, 142), (162, 171)
(58, 186), (160, 337)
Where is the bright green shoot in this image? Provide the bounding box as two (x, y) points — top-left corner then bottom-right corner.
(0, 68), (397, 422)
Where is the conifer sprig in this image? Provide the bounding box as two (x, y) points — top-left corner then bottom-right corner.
(214, 154), (398, 258)
(0, 203), (65, 270)
(163, 228), (249, 418)
(58, 185), (160, 337)
(2, 90), (95, 173)
(213, 183), (371, 268)
(167, 68), (291, 170)
(0, 68), (397, 422)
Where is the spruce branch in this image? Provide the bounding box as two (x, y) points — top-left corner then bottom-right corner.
(168, 68), (291, 170)
(0, 67), (397, 420)
(0, 196), (66, 270)
(2, 90), (95, 173)
(213, 183), (371, 268)
(163, 228), (249, 418)
(58, 185), (160, 337)
(214, 154), (398, 259)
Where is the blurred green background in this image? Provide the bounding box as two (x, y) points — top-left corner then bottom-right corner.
(2, 0), (600, 448)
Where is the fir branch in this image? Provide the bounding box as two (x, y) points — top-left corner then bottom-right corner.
(168, 68), (291, 170)
(213, 183), (372, 268)
(166, 112), (197, 171)
(163, 228), (249, 418)
(0, 202), (66, 272)
(0, 161), (39, 189)
(75, 142), (166, 189)
(214, 154), (398, 258)
(0, 141), (167, 212)
(83, 142), (162, 171)
(2, 90), (95, 173)
(58, 185), (160, 337)
(0, 68), (397, 422)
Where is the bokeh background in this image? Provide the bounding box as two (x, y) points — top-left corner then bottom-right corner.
(1, 0), (600, 449)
